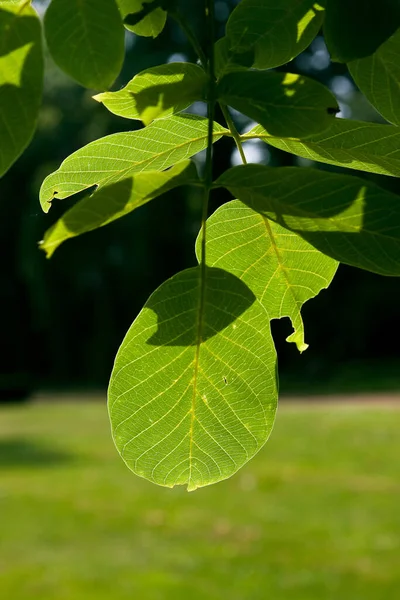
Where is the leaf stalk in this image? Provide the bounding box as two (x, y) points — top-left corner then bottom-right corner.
(220, 103), (248, 164)
(170, 10), (207, 66)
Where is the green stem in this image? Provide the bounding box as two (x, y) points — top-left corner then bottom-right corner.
(220, 103), (247, 164)
(188, 0), (216, 489)
(170, 11), (207, 67)
(200, 0), (216, 268)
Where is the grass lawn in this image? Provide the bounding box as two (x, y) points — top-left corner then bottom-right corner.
(0, 397), (399, 599)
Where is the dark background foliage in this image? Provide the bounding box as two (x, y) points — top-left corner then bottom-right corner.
(1, 0), (399, 398)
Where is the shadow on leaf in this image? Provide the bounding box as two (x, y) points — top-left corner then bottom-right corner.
(219, 165), (400, 276)
(96, 63), (207, 124)
(146, 266), (256, 346)
(41, 161), (197, 257)
(132, 66), (206, 124)
(0, 7), (43, 176)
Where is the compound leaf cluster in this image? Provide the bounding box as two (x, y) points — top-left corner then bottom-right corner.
(1, 0), (399, 490)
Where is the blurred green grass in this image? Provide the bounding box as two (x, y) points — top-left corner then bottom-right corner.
(0, 398), (399, 599)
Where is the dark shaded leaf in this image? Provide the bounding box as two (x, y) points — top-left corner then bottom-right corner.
(324, 0), (400, 62)
(0, 2), (43, 177)
(218, 70), (338, 138)
(44, 0), (125, 89)
(227, 0), (326, 69)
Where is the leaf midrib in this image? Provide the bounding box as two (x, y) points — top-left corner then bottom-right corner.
(242, 126), (400, 166)
(188, 268), (206, 490)
(262, 215), (302, 313)
(43, 127), (224, 204)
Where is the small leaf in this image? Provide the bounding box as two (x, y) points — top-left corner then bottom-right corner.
(44, 0), (125, 89)
(349, 30), (400, 126)
(41, 160), (198, 257)
(217, 164), (400, 276)
(196, 200), (337, 352)
(217, 70), (338, 138)
(40, 114), (228, 212)
(226, 0), (326, 69)
(117, 0), (167, 37)
(0, 2), (43, 177)
(324, 0), (400, 62)
(246, 119), (400, 177)
(108, 266), (278, 490)
(94, 63), (207, 124)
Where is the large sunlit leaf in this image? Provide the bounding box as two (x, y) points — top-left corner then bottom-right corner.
(94, 63), (207, 124)
(217, 164), (400, 276)
(217, 71), (338, 138)
(108, 266), (278, 491)
(44, 0), (125, 89)
(117, 0), (167, 37)
(226, 0), (325, 69)
(40, 160), (198, 258)
(349, 30), (400, 126)
(196, 200), (337, 352)
(324, 0), (400, 62)
(246, 119), (400, 177)
(40, 114), (228, 212)
(0, 2), (43, 177)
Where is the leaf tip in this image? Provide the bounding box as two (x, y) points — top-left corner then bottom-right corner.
(286, 330), (309, 353)
(92, 93), (104, 103)
(38, 239), (54, 259)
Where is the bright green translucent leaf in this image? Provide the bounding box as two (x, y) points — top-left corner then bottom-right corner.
(94, 63), (207, 124)
(217, 164), (400, 276)
(226, 0), (325, 69)
(40, 160), (198, 258)
(246, 119), (400, 177)
(40, 114), (228, 212)
(117, 0), (166, 37)
(44, 0), (125, 89)
(108, 266), (278, 491)
(217, 71), (338, 138)
(0, 1), (28, 5)
(349, 30), (400, 126)
(196, 200), (337, 352)
(0, 2), (43, 177)
(324, 0), (400, 62)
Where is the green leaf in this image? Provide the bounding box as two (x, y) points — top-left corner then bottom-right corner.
(324, 0), (400, 62)
(217, 71), (338, 138)
(94, 62), (207, 125)
(40, 114), (228, 212)
(44, 0), (125, 89)
(226, 0), (325, 69)
(40, 160), (198, 258)
(349, 30), (400, 126)
(196, 200), (337, 352)
(117, 0), (167, 37)
(246, 119), (400, 178)
(0, 2), (43, 177)
(108, 266), (278, 490)
(217, 164), (400, 276)
(214, 37), (254, 79)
